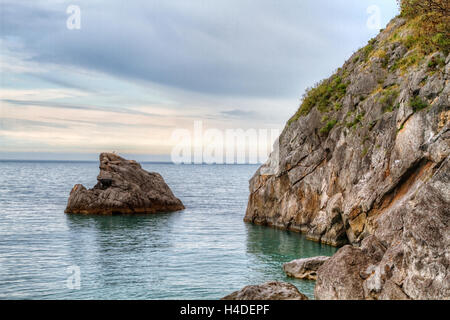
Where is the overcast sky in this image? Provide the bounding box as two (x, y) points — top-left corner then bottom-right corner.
(0, 0), (399, 160)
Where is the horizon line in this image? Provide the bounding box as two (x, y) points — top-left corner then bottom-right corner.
(0, 159), (264, 165)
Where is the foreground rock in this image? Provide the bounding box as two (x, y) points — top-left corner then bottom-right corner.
(65, 153), (184, 214)
(283, 256), (330, 280)
(222, 281), (308, 300)
(316, 158), (450, 300)
(245, 15), (450, 300)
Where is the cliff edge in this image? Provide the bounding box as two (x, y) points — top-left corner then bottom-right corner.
(245, 10), (449, 299)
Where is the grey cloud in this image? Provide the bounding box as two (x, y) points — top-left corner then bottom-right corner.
(1, 99), (166, 118)
(0, 0), (392, 98)
(28, 73), (97, 93)
(0, 116), (173, 133)
(220, 109), (259, 118)
(45, 117), (173, 129)
(0, 117), (69, 130)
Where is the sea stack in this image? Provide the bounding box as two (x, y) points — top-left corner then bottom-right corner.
(65, 153), (184, 215)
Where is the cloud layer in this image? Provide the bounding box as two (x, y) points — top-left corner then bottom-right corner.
(0, 0), (399, 159)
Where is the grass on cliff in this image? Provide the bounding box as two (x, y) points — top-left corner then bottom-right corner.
(319, 119), (338, 136)
(378, 85), (400, 113)
(427, 55), (446, 70)
(287, 74), (349, 125)
(389, 17), (448, 73)
(364, 2), (449, 73)
(397, 0), (449, 54)
(345, 112), (364, 129)
(287, 1), (448, 127)
(361, 39), (377, 62)
(410, 96), (429, 112)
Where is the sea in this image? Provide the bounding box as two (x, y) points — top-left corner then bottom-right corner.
(0, 161), (337, 299)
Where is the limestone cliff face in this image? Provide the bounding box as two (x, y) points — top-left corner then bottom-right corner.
(245, 17), (449, 298)
(245, 17), (449, 246)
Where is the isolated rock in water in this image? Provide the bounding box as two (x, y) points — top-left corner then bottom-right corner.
(222, 281), (308, 300)
(65, 153), (184, 214)
(283, 256), (330, 280)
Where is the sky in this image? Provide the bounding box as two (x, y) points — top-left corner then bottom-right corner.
(0, 0), (399, 161)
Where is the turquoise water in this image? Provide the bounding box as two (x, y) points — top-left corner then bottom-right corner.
(0, 161), (337, 299)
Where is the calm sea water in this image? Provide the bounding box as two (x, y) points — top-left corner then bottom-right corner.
(0, 161), (337, 300)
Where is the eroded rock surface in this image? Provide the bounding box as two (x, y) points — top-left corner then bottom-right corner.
(245, 16), (449, 300)
(65, 153), (184, 214)
(222, 281), (308, 300)
(315, 158), (450, 300)
(283, 256), (330, 280)
(245, 18), (449, 247)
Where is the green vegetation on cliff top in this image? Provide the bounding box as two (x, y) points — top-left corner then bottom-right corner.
(287, 73), (349, 125)
(287, 0), (449, 127)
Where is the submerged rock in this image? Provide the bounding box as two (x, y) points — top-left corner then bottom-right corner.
(222, 281), (308, 300)
(283, 256), (330, 280)
(65, 153), (184, 215)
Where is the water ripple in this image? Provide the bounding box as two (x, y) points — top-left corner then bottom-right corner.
(0, 162), (337, 299)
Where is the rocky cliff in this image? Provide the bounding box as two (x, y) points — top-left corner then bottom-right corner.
(245, 15), (449, 299)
